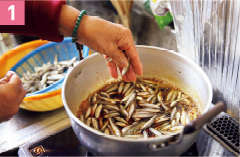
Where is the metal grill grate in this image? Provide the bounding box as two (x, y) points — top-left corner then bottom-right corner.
(207, 115), (239, 154)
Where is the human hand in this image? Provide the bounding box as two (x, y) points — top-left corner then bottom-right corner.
(58, 5), (143, 81)
(0, 71), (26, 123)
(76, 16), (143, 82)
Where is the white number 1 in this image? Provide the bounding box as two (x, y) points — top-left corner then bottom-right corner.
(8, 5), (15, 21)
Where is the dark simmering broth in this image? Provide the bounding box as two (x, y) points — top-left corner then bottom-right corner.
(76, 78), (200, 139)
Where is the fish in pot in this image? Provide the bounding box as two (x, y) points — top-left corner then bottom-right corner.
(62, 46), (214, 156)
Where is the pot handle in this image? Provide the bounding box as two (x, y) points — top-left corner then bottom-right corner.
(148, 102), (226, 151)
(183, 102), (226, 134)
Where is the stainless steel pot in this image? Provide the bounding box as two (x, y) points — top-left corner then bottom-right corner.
(62, 46), (213, 156)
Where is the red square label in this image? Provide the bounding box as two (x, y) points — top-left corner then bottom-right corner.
(0, 0), (25, 25)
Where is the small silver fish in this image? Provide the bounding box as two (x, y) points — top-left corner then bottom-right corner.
(176, 111), (181, 124)
(118, 82), (124, 95)
(139, 103), (159, 109)
(91, 103), (98, 117)
(139, 83), (147, 92)
(125, 85), (135, 96)
(122, 125), (133, 134)
(124, 92), (136, 108)
(166, 90), (174, 101)
(181, 107), (186, 126)
(137, 92), (150, 96)
(54, 54), (58, 67)
(115, 122), (127, 127)
(122, 83), (131, 95)
(103, 112), (120, 118)
(121, 90), (134, 102)
(105, 84), (118, 93)
(100, 92), (110, 98)
(47, 74), (65, 81)
(171, 107), (177, 120)
(140, 115), (158, 130)
(100, 121), (109, 132)
(149, 127), (162, 137)
(154, 117), (170, 124)
(92, 118), (99, 130)
(122, 57), (130, 76)
(85, 106), (92, 118)
(131, 122), (145, 134)
(161, 125), (171, 131)
(143, 130), (148, 139)
(157, 123), (169, 131)
(91, 93), (97, 103)
(136, 96), (143, 100)
(132, 112), (158, 118)
(135, 108), (161, 113)
(109, 118), (122, 136)
(104, 128), (110, 135)
(170, 126), (184, 131)
(171, 120), (176, 127)
(147, 95), (155, 102)
(128, 102), (136, 119)
(106, 57), (113, 62)
(95, 104), (103, 118)
(104, 104), (119, 112)
(133, 118), (141, 122)
(107, 125), (114, 135)
(86, 117), (92, 127)
(170, 100), (178, 107)
(115, 117), (128, 124)
(119, 105), (128, 117)
(147, 87), (155, 95)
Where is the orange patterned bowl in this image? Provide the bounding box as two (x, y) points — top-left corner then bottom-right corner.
(0, 38), (90, 112)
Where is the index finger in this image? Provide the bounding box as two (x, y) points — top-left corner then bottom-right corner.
(124, 44), (143, 76)
(104, 55), (118, 79)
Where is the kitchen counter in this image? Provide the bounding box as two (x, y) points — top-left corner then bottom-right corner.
(0, 107), (71, 154)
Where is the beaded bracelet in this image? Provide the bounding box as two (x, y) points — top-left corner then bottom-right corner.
(72, 10), (87, 43)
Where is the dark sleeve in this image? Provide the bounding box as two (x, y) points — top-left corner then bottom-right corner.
(0, 0), (67, 42)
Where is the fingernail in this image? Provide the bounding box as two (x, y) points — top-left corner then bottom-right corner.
(118, 58), (128, 67)
(6, 71), (15, 80)
(6, 71), (15, 76)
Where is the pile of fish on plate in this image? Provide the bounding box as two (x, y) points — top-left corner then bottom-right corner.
(21, 55), (79, 94)
(78, 79), (200, 139)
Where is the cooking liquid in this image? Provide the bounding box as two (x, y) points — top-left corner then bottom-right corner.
(76, 78), (201, 138)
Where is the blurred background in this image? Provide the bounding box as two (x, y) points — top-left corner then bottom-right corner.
(0, 0), (177, 56)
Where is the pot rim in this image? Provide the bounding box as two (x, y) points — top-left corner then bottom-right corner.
(62, 45), (213, 143)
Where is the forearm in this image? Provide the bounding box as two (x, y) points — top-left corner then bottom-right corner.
(58, 5), (80, 37)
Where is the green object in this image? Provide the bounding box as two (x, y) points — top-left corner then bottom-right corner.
(154, 11), (173, 29)
(144, 0), (153, 15)
(72, 10), (87, 43)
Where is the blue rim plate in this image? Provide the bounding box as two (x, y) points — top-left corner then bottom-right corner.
(11, 37), (89, 97)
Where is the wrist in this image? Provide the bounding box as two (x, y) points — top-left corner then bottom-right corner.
(72, 10), (87, 43)
(75, 15), (91, 43)
(58, 4), (80, 37)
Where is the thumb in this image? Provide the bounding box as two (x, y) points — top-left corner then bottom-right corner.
(7, 71), (22, 91)
(106, 49), (129, 68)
